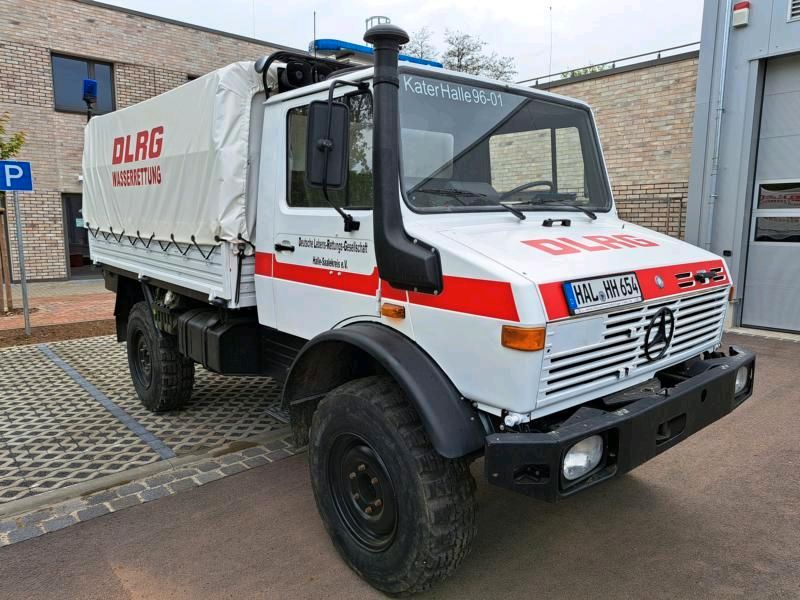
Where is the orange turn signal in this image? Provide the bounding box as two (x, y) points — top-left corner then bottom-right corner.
(728, 285), (736, 302)
(381, 302), (406, 319)
(501, 326), (546, 352)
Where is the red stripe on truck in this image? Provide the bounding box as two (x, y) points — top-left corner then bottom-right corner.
(538, 259), (730, 320)
(254, 252), (519, 321)
(408, 276), (519, 321)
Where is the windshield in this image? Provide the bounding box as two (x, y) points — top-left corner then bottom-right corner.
(398, 72), (611, 214)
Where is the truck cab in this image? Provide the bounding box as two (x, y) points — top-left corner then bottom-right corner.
(83, 24), (755, 596)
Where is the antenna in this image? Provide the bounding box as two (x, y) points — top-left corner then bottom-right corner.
(252, 0), (256, 38)
(547, 4), (553, 89)
(313, 11), (317, 58)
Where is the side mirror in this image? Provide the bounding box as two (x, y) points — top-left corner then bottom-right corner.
(305, 100), (350, 190)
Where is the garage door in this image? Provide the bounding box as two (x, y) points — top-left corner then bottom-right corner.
(742, 55), (800, 332)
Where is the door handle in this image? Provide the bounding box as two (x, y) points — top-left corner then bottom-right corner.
(274, 242), (295, 252)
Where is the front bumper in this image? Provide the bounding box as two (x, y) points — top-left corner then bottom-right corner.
(485, 346), (755, 502)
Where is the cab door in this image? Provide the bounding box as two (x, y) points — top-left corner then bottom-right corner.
(272, 89), (379, 339)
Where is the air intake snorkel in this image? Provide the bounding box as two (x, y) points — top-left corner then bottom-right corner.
(364, 24), (443, 294)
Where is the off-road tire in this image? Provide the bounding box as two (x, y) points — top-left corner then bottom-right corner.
(126, 301), (194, 412)
(309, 375), (477, 596)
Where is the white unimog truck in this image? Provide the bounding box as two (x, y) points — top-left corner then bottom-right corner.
(83, 24), (755, 595)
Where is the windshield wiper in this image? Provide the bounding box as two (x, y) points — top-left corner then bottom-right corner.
(417, 187), (526, 220)
(510, 199), (597, 220)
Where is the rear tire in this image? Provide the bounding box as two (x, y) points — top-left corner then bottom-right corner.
(308, 376), (477, 596)
(126, 301), (194, 412)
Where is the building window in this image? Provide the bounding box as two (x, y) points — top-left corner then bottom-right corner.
(51, 54), (114, 114)
(287, 92), (374, 209)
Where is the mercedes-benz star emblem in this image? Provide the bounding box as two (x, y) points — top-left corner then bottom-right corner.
(643, 307), (675, 362)
(654, 275), (665, 289)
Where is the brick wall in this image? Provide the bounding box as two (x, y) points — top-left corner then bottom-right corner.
(0, 0), (285, 280)
(540, 55), (698, 237)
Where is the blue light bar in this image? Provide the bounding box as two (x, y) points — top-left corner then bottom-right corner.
(312, 39), (442, 68)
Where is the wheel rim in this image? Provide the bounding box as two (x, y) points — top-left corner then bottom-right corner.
(328, 433), (398, 552)
(131, 330), (153, 389)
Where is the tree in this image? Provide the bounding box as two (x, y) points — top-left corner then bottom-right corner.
(441, 30), (516, 82)
(0, 113), (25, 160)
(560, 64), (611, 79)
(404, 27), (437, 61)
(0, 113), (24, 312)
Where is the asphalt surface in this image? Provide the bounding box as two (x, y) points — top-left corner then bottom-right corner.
(2, 333), (799, 599)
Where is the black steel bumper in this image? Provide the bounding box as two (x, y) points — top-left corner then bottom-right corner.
(485, 346), (756, 502)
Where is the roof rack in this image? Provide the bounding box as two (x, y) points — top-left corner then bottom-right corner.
(254, 51), (355, 99)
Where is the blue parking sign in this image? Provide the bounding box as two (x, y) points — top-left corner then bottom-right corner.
(0, 160), (34, 192)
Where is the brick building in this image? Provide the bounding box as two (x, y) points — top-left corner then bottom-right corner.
(0, 0), (700, 281)
(0, 0), (292, 280)
(536, 51), (700, 239)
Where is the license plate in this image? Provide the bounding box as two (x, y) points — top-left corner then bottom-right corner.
(563, 273), (642, 315)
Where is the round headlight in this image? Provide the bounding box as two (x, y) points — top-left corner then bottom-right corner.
(734, 365), (749, 395)
(562, 435), (604, 481)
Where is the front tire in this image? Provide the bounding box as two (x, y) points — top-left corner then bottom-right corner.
(126, 301), (194, 412)
(309, 376), (477, 596)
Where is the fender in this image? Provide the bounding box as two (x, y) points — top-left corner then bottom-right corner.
(283, 321), (485, 459)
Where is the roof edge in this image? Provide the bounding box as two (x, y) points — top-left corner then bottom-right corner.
(70, 0), (303, 53)
(534, 50), (700, 90)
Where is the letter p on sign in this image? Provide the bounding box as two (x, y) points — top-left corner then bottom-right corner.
(0, 160), (34, 192)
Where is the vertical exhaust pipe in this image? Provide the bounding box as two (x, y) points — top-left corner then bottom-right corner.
(364, 24), (443, 294)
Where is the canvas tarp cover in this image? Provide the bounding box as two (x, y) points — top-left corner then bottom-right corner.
(82, 61), (263, 246)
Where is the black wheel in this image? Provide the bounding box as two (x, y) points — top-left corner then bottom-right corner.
(309, 376), (477, 596)
(126, 301), (194, 412)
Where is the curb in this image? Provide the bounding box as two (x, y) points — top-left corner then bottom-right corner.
(0, 430), (300, 547)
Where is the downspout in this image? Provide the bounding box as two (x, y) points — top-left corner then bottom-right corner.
(704, 0), (733, 251)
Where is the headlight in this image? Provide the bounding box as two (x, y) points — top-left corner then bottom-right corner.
(734, 365), (749, 395)
(562, 435), (604, 481)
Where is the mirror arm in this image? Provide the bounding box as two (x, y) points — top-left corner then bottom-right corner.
(318, 79), (369, 232)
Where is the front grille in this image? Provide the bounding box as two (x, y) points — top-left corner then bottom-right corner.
(538, 288), (728, 405)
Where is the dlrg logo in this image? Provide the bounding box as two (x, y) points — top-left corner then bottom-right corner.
(523, 234), (659, 255)
(112, 126), (164, 165)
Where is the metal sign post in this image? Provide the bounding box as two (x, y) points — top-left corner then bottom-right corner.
(11, 191), (30, 335)
(0, 160), (35, 336)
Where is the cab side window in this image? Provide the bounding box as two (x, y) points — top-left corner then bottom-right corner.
(287, 92), (374, 209)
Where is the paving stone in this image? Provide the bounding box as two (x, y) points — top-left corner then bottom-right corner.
(1, 336), (288, 508)
(115, 482), (146, 496)
(170, 468), (199, 479)
(243, 456), (269, 468)
(265, 449), (292, 462)
(144, 472), (176, 488)
(0, 519), (17, 534)
(193, 470), (225, 485)
(263, 439), (289, 452)
(241, 447), (269, 458)
(86, 489), (119, 505)
(139, 486), (169, 502)
(54, 498), (87, 515)
(8, 525), (44, 544)
(168, 479), (198, 494)
(194, 461), (221, 473)
(41, 515), (77, 533)
(76, 504), (111, 521)
(219, 453), (248, 466)
(109, 494), (142, 511)
(20, 509), (53, 527)
(219, 463), (247, 476)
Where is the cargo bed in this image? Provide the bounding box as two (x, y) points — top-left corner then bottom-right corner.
(90, 235), (256, 308)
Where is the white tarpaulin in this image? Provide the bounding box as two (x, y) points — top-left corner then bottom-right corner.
(83, 61), (264, 246)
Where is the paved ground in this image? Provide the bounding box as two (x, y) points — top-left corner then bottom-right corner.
(1, 333), (798, 599)
(0, 278), (113, 331)
(0, 336), (286, 503)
